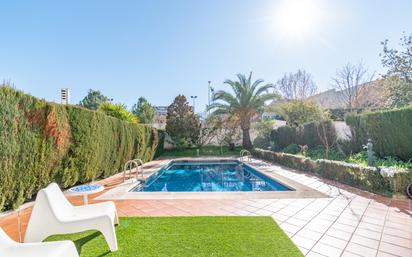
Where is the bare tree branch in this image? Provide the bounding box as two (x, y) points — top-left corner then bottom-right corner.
(331, 62), (374, 111)
(277, 69), (317, 100)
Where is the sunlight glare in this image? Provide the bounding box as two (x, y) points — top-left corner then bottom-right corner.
(274, 0), (322, 40)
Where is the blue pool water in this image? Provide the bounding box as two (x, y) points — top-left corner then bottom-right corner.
(132, 160), (292, 192)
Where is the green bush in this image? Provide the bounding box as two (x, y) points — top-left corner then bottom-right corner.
(253, 149), (391, 195)
(98, 102), (139, 123)
(305, 146), (346, 161)
(271, 121), (336, 149)
(154, 130), (166, 158)
(271, 126), (296, 149)
(283, 144), (300, 154)
(0, 86), (159, 211)
(347, 151), (412, 170)
(345, 106), (412, 161)
(253, 136), (270, 149)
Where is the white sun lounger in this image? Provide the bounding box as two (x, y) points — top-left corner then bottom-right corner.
(0, 227), (79, 257)
(24, 183), (119, 251)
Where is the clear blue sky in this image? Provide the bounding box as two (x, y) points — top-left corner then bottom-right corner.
(1, 0), (411, 112)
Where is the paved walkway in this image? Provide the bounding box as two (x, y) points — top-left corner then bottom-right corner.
(1, 158), (411, 257)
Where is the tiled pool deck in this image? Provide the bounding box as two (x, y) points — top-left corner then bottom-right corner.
(1, 158), (411, 256)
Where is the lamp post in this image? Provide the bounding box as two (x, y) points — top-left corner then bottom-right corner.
(190, 95), (198, 113)
(207, 81), (211, 115)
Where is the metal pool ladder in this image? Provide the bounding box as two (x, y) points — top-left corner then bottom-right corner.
(123, 159), (144, 182)
(240, 149), (251, 162)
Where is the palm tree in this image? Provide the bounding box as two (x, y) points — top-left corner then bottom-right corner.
(208, 72), (278, 149)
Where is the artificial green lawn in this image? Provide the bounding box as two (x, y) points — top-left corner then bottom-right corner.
(46, 217), (303, 257)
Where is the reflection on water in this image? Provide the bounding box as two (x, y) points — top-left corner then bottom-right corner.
(135, 163), (290, 192)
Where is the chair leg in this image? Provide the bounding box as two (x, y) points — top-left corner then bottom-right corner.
(115, 212), (120, 225)
(100, 223), (118, 252)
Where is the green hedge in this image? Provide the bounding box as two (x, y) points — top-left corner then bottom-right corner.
(0, 86), (159, 211)
(154, 129), (166, 158)
(253, 149), (393, 195)
(271, 121), (336, 149)
(345, 106), (412, 161)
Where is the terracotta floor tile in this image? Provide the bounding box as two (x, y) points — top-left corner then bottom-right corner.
(243, 205), (260, 213)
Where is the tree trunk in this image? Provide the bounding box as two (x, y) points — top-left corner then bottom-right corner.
(242, 128), (253, 150)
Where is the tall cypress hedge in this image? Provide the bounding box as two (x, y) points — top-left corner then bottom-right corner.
(0, 86), (159, 211)
(345, 106), (412, 161)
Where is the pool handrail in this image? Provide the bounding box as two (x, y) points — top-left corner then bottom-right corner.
(133, 159), (144, 180)
(240, 149), (251, 162)
(123, 159), (144, 182)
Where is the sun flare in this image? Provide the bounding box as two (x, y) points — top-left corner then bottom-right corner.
(274, 0), (322, 39)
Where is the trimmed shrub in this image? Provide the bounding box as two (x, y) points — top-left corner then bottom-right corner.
(271, 121), (336, 149)
(0, 86), (159, 211)
(328, 108), (368, 121)
(253, 149), (393, 195)
(271, 126), (296, 149)
(253, 136), (270, 149)
(283, 144), (300, 154)
(345, 106), (412, 161)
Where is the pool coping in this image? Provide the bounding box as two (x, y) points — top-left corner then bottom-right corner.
(96, 157), (328, 200)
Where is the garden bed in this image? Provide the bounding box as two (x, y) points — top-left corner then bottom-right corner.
(254, 149), (412, 196)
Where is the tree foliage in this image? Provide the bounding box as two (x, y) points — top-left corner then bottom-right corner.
(208, 72), (278, 149)
(253, 120), (275, 149)
(381, 32), (412, 108)
(276, 69), (317, 100)
(98, 102), (139, 123)
(131, 97), (155, 124)
(280, 100), (323, 127)
(166, 95), (200, 148)
(212, 115), (241, 147)
(79, 89), (110, 110)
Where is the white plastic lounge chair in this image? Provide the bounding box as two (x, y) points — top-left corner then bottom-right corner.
(24, 183), (119, 251)
(0, 227), (79, 257)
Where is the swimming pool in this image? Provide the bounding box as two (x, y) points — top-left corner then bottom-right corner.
(131, 160), (292, 192)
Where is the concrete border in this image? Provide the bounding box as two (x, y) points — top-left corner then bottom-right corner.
(96, 157), (328, 200)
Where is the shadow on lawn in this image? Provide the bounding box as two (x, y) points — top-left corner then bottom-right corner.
(73, 231), (110, 256)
